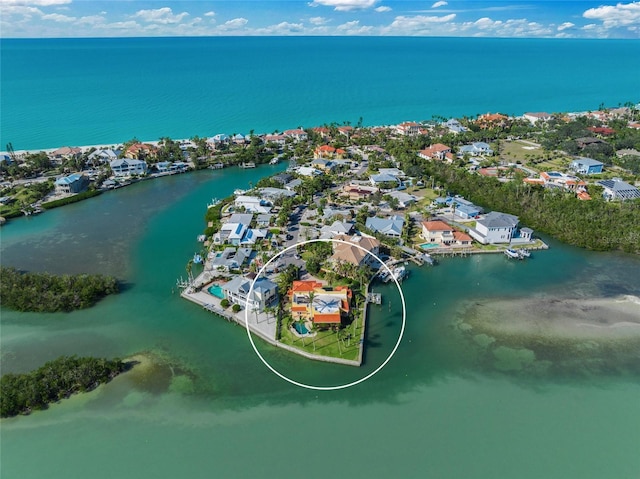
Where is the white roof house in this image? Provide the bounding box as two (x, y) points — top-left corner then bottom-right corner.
(234, 195), (272, 214)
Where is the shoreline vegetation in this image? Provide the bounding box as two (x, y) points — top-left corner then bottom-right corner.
(0, 355), (129, 418)
(0, 267), (119, 312)
(2, 101), (639, 253)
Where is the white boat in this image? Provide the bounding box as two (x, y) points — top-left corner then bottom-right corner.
(391, 266), (408, 282)
(233, 189), (246, 195)
(207, 198), (220, 208)
(504, 248), (521, 259)
(517, 249), (531, 258)
(269, 157), (280, 164)
(193, 253), (203, 264)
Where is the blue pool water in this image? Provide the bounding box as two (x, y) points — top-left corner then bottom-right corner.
(208, 285), (225, 299)
(419, 243), (440, 250)
(294, 322), (309, 335)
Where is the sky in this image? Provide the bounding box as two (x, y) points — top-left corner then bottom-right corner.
(1, 0), (639, 39)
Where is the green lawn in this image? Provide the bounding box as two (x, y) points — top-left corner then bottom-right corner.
(278, 312), (364, 362)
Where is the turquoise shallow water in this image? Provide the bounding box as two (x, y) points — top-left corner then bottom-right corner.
(2, 37), (640, 150)
(1, 169), (639, 478)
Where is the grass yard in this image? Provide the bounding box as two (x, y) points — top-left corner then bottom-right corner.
(499, 140), (541, 163)
(278, 312), (364, 362)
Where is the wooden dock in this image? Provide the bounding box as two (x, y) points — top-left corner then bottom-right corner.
(239, 162), (256, 169)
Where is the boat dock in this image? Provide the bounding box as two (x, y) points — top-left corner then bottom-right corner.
(366, 292), (382, 304)
(239, 162), (256, 168)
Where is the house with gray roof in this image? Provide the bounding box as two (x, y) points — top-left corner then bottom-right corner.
(459, 142), (494, 156)
(370, 173), (400, 189)
(210, 247), (253, 271)
(386, 191), (417, 209)
(597, 178), (640, 201)
(468, 211), (520, 244)
(228, 213), (254, 225)
(55, 173), (90, 194)
(256, 214), (273, 227)
(366, 215), (405, 238)
(319, 220), (355, 239)
(221, 275), (278, 312)
(259, 187), (296, 201)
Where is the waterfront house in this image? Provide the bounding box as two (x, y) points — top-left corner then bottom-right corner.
(468, 211), (520, 244)
(395, 122), (420, 136)
(597, 178), (640, 201)
(421, 220), (455, 245)
(221, 275), (278, 312)
(453, 231), (473, 246)
(366, 215), (404, 238)
(54, 173), (89, 194)
(210, 247), (253, 271)
(124, 143), (157, 160)
(283, 129), (308, 142)
(109, 158), (148, 177)
(442, 119), (468, 134)
(234, 195), (272, 214)
(523, 112), (552, 124)
(331, 234), (381, 268)
(220, 222), (249, 245)
(228, 213), (254, 225)
(289, 280), (352, 325)
(273, 173), (294, 185)
(569, 157), (604, 175)
(476, 113), (509, 129)
(418, 144), (452, 161)
(88, 149), (119, 164)
(264, 134), (287, 146)
(52, 146), (82, 162)
(337, 126), (354, 137)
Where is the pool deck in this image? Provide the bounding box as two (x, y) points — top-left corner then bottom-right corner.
(181, 272), (363, 367)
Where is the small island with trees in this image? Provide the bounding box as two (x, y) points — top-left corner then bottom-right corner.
(0, 267), (119, 312)
(0, 355), (129, 418)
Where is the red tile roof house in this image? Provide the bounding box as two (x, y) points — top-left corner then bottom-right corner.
(337, 126), (354, 137)
(418, 144), (452, 161)
(314, 144), (336, 159)
(288, 280), (352, 325)
(312, 127), (331, 140)
(283, 129), (308, 142)
(587, 126), (616, 136)
(125, 143), (158, 160)
(421, 220), (455, 245)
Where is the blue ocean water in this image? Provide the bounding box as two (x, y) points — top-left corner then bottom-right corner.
(2, 36), (640, 150)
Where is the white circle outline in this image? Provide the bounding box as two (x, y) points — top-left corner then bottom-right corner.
(245, 238), (406, 390)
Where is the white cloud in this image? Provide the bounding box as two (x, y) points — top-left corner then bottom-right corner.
(557, 22), (575, 31)
(385, 13), (456, 33)
(41, 12), (74, 22)
(336, 19), (373, 34)
(309, 0), (378, 12)
(219, 17), (248, 30)
(375, 6), (391, 12)
(257, 21), (305, 34)
(309, 16), (329, 25)
(431, 1), (448, 8)
(133, 7), (189, 25)
(583, 1), (640, 28)
(204, 11), (215, 17)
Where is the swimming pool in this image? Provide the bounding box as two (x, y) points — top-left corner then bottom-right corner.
(419, 243), (440, 250)
(293, 322), (309, 335)
(208, 284), (225, 299)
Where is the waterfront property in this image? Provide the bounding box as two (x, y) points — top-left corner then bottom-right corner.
(289, 280), (352, 325)
(421, 220), (455, 245)
(331, 234), (381, 268)
(54, 173), (90, 194)
(109, 158), (148, 177)
(220, 274), (278, 313)
(468, 211), (522, 244)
